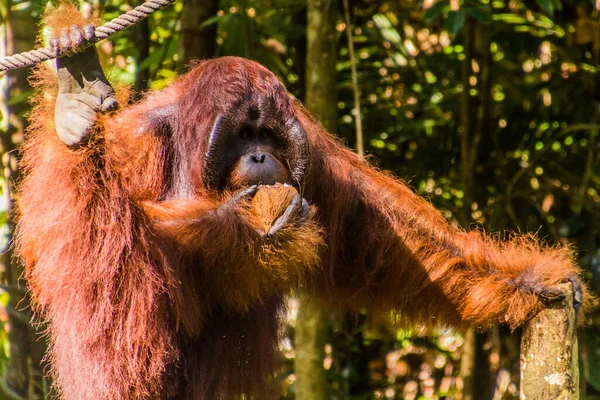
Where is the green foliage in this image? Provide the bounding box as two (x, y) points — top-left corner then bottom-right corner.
(444, 10), (465, 35)
(3, 0), (600, 398)
(536, 0), (563, 16)
(424, 1), (448, 25)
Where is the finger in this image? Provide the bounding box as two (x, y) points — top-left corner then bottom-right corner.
(537, 286), (566, 304)
(59, 28), (71, 53)
(82, 24), (96, 42)
(568, 276), (582, 309)
(268, 194), (301, 236)
(509, 275), (566, 302)
(267, 217), (286, 237)
(568, 276), (582, 324)
(69, 25), (84, 50)
(100, 97), (118, 112)
(231, 185), (258, 203)
(50, 37), (60, 55)
(282, 194), (302, 220)
(299, 198), (310, 218)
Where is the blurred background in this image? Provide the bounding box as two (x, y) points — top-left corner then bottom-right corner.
(1, 0), (599, 398)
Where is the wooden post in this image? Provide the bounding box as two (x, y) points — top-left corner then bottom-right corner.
(520, 283), (579, 399)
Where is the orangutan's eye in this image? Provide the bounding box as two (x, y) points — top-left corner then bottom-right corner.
(239, 128), (252, 140)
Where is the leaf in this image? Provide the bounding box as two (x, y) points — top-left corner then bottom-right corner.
(444, 9), (466, 35)
(465, 0), (492, 13)
(552, 0), (563, 12)
(373, 13), (392, 29)
(200, 15), (224, 29)
(139, 45), (168, 71)
(221, 13), (255, 58)
(7, 89), (33, 106)
(466, 7), (491, 24)
(424, 1), (449, 25)
(381, 27), (402, 44)
(536, 0), (554, 15)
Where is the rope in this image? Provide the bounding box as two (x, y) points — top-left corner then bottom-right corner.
(0, 0), (176, 72)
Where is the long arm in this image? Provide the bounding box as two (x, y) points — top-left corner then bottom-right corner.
(18, 13), (324, 398)
(142, 187), (323, 320)
(17, 83), (179, 399)
(16, 9), (180, 399)
(299, 108), (588, 330)
(19, 93), (321, 399)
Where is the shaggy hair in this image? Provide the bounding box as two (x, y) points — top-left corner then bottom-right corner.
(15, 8), (591, 398)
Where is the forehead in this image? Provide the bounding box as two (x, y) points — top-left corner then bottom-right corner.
(177, 58), (294, 116)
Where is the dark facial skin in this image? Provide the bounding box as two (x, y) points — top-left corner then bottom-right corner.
(227, 125), (291, 189)
(202, 96), (308, 191)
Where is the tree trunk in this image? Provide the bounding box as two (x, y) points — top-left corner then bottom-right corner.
(0, 2), (47, 399)
(520, 283), (579, 400)
(180, 0), (219, 61)
(295, 294), (329, 400)
(342, 0), (363, 157)
(457, 17), (477, 400)
(294, 1), (337, 398)
(457, 18), (493, 400)
(459, 19), (475, 226)
(305, 0), (337, 130)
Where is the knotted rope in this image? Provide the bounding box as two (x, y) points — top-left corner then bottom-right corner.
(0, 0), (176, 72)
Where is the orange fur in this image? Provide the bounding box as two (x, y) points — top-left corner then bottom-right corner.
(16, 47), (591, 400)
(17, 57), (324, 399)
(42, 3), (99, 42)
(250, 184), (301, 232)
(298, 109), (593, 329)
